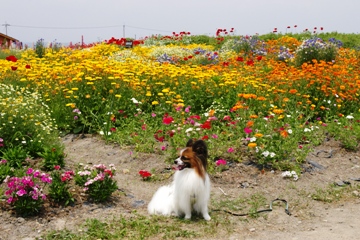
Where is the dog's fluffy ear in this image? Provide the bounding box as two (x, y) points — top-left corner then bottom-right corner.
(186, 139), (194, 147)
(192, 140), (208, 158)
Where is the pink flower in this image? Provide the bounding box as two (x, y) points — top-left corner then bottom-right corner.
(16, 189), (27, 196)
(216, 159), (227, 166)
(212, 134), (218, 139)
(26, 168), (34, 175)
(161, 146), (166, 151)
(227, 147), (234, 153)
(54, 165), (61, 170)
(151, 113), (156, 117)
(185, 106), (191, 113)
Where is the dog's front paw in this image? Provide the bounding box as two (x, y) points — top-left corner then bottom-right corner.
(203, 214), (211, 221)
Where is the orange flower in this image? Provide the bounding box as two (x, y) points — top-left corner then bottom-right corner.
(246, 120), (254, 128)
(249, 114), (258, 119)
(248, 143), (257, 148)
(280, 130), (288, 138)
(273, 109), (284, 114)
(257, 96), (267, 101)
(254, 133), (263, 138)
(289, 89), (298, 94)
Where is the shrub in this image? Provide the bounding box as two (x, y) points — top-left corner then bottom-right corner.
(4, 168), (52, 216)
(75, 164), (118, 202)
(0, 83), (60, 158)
(294, 37), (342, 66)
(48, 166), (74, 206)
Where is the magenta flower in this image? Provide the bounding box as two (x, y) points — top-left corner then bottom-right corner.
(227, 147), (234, 153)
(151, 113), (156, 117)
(216, 159), (227, 166)
(26, 168), (34, 175)
(244, 127), (252, 134)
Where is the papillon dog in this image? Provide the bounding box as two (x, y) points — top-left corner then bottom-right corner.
(148, 139), (211, 221)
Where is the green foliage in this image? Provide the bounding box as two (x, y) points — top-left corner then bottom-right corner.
(48, 168), (74, 206)
(0, 145), (29, 168)
(35, 38), (46, 58)
(0, 159), (13, 183)
(38, 146), (66, 171)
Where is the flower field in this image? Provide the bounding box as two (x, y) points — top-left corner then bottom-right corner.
(1, 32), (360, 179)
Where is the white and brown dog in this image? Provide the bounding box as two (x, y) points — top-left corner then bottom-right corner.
(148, 139), (211, 220)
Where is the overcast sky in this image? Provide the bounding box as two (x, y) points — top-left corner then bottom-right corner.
(1, 0), (359, 44)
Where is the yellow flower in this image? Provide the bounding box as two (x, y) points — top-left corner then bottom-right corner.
(115, 94), (121, 98)
(152, 101), (159, 105)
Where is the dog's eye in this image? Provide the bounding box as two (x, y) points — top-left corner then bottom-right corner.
(181, 156), (189, 161)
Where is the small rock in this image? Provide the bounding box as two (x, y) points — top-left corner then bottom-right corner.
(352, 190), (359, 197)
(249, 228), (256, 232)
(17, 217), (25, 223)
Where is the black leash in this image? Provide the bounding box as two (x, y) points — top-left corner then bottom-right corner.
(213, 198), (291, 216)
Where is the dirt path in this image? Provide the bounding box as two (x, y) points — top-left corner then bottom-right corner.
(0, 134), (359, 240)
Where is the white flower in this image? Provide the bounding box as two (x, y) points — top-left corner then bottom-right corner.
(249, 137), (257, 142)
(185, 128), (193, 133)
(131, 98), (141, 104)
(304, 128), (311, 132)
(282, 171), (298, 181)
(287, 129), (293, 134)
(269, 152), (276, 158)
(346, 115), (354, 119)
(262, 151), (270, 157)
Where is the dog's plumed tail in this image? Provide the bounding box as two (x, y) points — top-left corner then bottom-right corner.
(147, 184), (175, 216)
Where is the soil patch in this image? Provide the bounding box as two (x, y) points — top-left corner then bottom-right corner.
(1, 135), (360, 240)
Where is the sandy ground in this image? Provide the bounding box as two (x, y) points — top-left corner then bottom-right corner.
(0, 134), (359, 240)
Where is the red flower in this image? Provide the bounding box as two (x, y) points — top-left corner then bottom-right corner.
(201, 121), (211, 129)
(246, 59), (254, 66)
(154, 130), (165, 142)
(162, 115), (174, 125)
(189, 115), (201, 120)
(139, 170), (152, 179)
(202, 135), (209, 140)
(5, 55), (17, 62)
(25, 64), (31, 69)
(236, 56), (244, 62)
(110, 127), (116, 132)
(104, 169), (113, 177)
(222, 62), (229, 66)
(256, 56), (262, 61)
(11, 66), (17, 71)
